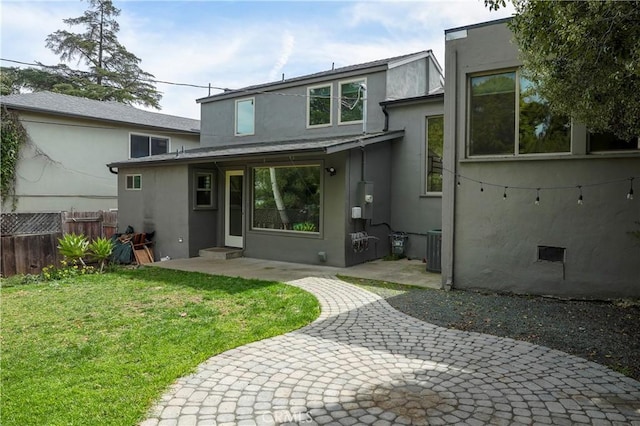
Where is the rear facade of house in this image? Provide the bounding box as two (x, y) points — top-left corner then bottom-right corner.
(112, 52), (445, 267)
(442, 19), (640, 297)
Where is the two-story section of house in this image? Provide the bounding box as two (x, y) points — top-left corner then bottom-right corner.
(110, 51), (444, 266)
(442, 19), (640, 297)
(1, 91), (200, 213)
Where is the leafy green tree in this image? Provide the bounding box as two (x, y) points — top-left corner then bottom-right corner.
(486, 0), (640, 140)
(10, 0), (161, 108)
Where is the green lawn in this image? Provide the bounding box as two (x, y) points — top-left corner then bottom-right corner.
(1, 267), (320, 426)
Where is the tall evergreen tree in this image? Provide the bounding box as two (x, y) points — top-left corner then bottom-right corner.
(8, 0), (161, 108)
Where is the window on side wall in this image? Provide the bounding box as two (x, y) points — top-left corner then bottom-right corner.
(252, 165), (320, 233)
(426, 115), (444, 193)
(307, 84), (332, 127)
(235, 98), (255, 136)
(589, 132), (639, 152)
(339, 79), (365, 124)
(130, 134), (170, 158)
(126, 174), (141, 190)
(468, 71), (571, 157)
(194, 172), (214, 208)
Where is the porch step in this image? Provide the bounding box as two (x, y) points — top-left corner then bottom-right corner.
(199, 247), (243, 260)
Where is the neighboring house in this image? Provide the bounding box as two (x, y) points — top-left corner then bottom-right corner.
(109, 52), (444, 266)
(442, 19), (640, 297)
(0, 91), (200, 213)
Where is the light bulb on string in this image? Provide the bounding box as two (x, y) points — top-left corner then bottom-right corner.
(480, 182), (484, 192)
(628, 178), (634, 200)
(535, 188), (540, 205)
(457, 175), (461, 187)
(577, 186), (583, 205)
(503, 187), (508, 200)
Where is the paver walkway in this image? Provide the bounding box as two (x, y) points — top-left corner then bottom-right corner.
(141, 277), (640, 426)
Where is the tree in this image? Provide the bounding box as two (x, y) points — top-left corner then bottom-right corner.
(486, 0), (640, 140)
(11, 0), (161, 108)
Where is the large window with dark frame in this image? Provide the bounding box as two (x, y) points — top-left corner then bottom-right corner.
(468, 70), (571, 156)
(130, 134), (169, 158)
(307, 84), (332, 127)
(252, 165), (320, 233)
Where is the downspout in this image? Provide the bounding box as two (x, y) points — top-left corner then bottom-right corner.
(382, 104), (389, 132)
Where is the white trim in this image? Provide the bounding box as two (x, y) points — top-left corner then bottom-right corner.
(234, 97), (255, 136)
(338, 77), (366, 126)
(125, 174), (142, 190)
(388, 51), (432, 69)
(306, 83), (333, 128)
(129, 132), (171, 159)
(225, 170), (244, 248)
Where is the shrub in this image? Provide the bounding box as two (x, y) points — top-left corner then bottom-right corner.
(57, 233), (89, 266)
(42, 260), (95, 281)
(88, 237), (114, 272)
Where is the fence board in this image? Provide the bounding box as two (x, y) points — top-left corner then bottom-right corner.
(1, 210), (117, 277)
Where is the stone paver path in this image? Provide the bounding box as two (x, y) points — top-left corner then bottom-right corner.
(141, 277), (640, 426)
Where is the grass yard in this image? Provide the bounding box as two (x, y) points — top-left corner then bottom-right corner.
(1, 267), (320, 426)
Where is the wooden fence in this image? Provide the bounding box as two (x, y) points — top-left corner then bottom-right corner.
(1, 211), (118, 277)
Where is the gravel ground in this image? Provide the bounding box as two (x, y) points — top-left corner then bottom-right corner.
(342, 277), (640, 382)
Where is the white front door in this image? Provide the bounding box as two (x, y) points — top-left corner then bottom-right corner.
(225, 170), (244, 248)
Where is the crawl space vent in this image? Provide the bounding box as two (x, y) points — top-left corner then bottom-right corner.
(537, 246), (566, 262)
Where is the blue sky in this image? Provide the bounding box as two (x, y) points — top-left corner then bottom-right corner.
(1, 1), (514, 119)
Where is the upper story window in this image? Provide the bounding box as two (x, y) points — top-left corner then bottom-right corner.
(426, 115), (444, 193)
(339, 79), (365, 124)
(235, 98), (255, 136)
(468, 70), (571, 157)
(307, 84), (332, 127)
(130, 134), (169, 158)
(589, 132), (639, 153)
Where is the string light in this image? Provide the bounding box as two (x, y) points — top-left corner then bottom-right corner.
(577, 185), (583, 205)
(628, 178), (635, 200)
(480, 182), (484, 192)
(503, 186), (508, 200)
(535, 188), (540, 205)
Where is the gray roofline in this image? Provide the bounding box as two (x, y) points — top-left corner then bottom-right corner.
(445, 17), (513, 34)
(197, 50), (434, 104)
(107, 130), (404, 168)
(379, 92), (444, 107)
(2, 102), (200, 135)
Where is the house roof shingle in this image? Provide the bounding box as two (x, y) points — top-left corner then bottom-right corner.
(107, 130), (405, 168)
(0, 91), (200, 134)
(197, 50), (435, 103)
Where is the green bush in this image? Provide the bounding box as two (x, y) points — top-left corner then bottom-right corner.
(293, 222), (317, 232)
(42, 261), (95, 281)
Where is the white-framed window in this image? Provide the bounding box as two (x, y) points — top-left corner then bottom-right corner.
(426, 115), (444, 193)
(468, 70), (571, 157)
(235, 98), (255, 136)
(307, 84), (332, 128)
(339, 78), (366, 124)
(252, 165), (321, 233)
(194, 172), (215, 208)
(126, 174), (141, 190)
(589, 132), (639, 153)
(130, 134), (170, 158)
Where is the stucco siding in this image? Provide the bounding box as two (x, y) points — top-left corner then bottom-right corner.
(199, 72), (387, 147)
(9, 111), (199, 213)
(387, 101), (444, 261)
(117, 165), (191, 260)
(444, 20), (640, 297)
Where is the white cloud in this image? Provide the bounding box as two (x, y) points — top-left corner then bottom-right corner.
(268, 31), (295, 82)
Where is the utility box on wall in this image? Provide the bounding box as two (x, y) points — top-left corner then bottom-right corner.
(356, 181), (374, 219)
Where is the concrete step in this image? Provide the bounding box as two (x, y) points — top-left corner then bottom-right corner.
(199, 247), (243, 260)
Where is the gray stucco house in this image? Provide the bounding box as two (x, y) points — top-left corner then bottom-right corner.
(109, 51), (444, 267)
(0, 91), (200, 212)
(442, 19), (640, 297)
